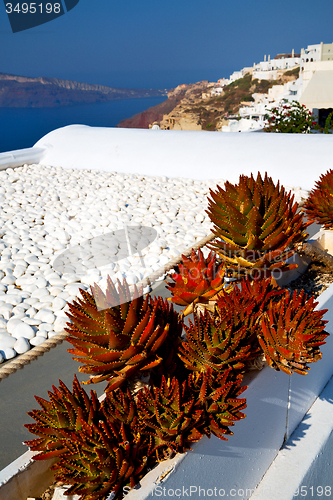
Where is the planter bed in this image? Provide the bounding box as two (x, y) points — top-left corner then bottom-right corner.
(0, 229), (332, 500)
(1, 130), (333, 500)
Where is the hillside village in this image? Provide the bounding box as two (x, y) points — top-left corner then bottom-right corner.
(148, 41), (333, 132)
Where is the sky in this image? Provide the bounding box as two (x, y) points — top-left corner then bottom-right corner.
(1, 0), (333, 90)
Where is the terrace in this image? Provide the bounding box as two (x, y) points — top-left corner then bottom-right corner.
(0, 126), (333, 500)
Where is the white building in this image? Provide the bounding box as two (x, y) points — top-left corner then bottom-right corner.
(300, 42), (333, 71)
(299, 42), (333, 125)
(253, 51), (300, 80)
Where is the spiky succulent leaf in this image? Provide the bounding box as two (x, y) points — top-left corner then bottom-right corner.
(166, 248), (226, 316)
(216, 276), (285, 334)
(206, 172), (309, 278)
(65, 278), (180, 391)
(25, 376), (100, 461)
(179, 279), (283, 373)
(304, 169), (333, 229)
(51, 407), (149, 500)
(136, 376), (205, 460)
(188, 369), (247, 440)
(179, 306), (257, 373)
(258, 290), (329, 375)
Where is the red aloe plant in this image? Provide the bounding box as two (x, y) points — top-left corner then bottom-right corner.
(25, 375), (100, 461)
(65, 277), (181, 391)
(52, 407), (148, 500)
(258, 290), (328, 375)
(188, 368), (247, 441)
(166, 248), (225, 316)
(179, 307), (256, 373)
(26, 379), (149, 500)
(304, 169), (333, 229)
(206, 172), (310, 278)
(136, 376), (205, 460)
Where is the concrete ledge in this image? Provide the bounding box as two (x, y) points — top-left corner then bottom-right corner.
(249, 373), (333, 500)
(0, 147), (46, 170)
(0, 451), (56, 500)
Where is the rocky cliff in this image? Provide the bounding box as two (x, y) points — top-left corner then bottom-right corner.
(0, 72), (167, 107)
(118, 70), (300, 131)
(117, 81), (210, 128)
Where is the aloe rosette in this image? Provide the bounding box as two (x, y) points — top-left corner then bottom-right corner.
(25, 375), (100, 461)
(216, 276), (285, 331)
(206, 172), (309, 278)
(65, 277), (181, 392)
(166, 248), (226, 316)
(52, 405), (148, 500)
(258, 290), (328, 375)
(26, 380), (149, 500)
(178, 278), (286, 373)
(136, 376), (205, 460)
(188, 368), (247, 441)
(304, 169), (333, 229)
(179, 306), (257, 373)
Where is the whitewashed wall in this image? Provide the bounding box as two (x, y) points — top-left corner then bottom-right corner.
(34, 125), (333, 191)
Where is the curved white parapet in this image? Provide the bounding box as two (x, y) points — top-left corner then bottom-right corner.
(34, 125), (333, 190)
(0, 147), (46, 170)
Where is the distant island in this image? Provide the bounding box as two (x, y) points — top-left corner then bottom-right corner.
(0, 72), (167, 107)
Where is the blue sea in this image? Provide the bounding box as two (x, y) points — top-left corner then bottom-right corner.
(0, 96), (167, 153)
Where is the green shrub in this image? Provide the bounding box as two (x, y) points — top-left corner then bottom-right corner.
(264, 100), (319, 133)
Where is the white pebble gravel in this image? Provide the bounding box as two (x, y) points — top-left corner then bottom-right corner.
(0, 163), (309, 363)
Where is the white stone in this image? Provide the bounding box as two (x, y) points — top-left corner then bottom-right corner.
(30, 336), (46, 346)
(2, 275), (16, 285)
(23, 318), (42, 326)
(52, 297), (67, 311)
(14, 337), (31, 354)
(3, 294), (23, 306)
(35, 309), (55, 324)
(0, 303), (13, 320)
(47, 331), (58, 338)
(6, 318), (22, 334)
(48, 286), (65, 296)
(31, 288), (50, 299)
(34, 277), (48, 288)
(0, 347), (16, 360)
(48, 277), (67, 286)
(124, 273), (138, 285)
(62, 273), (80, 284)
(36, 330), (48, 338)
(0, 334), (16, 348)
(65, 283), (86, 296)
(24, 297), (39, 306)
(24, 254), (39, 264)
(38, 323), (53, 332)
(159, 255), (171, 266)
(54, 317), (68, 333)
(12, 322), (36, 339)
(25, 307), (37, 317)
(0, 318), (7, 329)
(13, 265), (27, 278)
